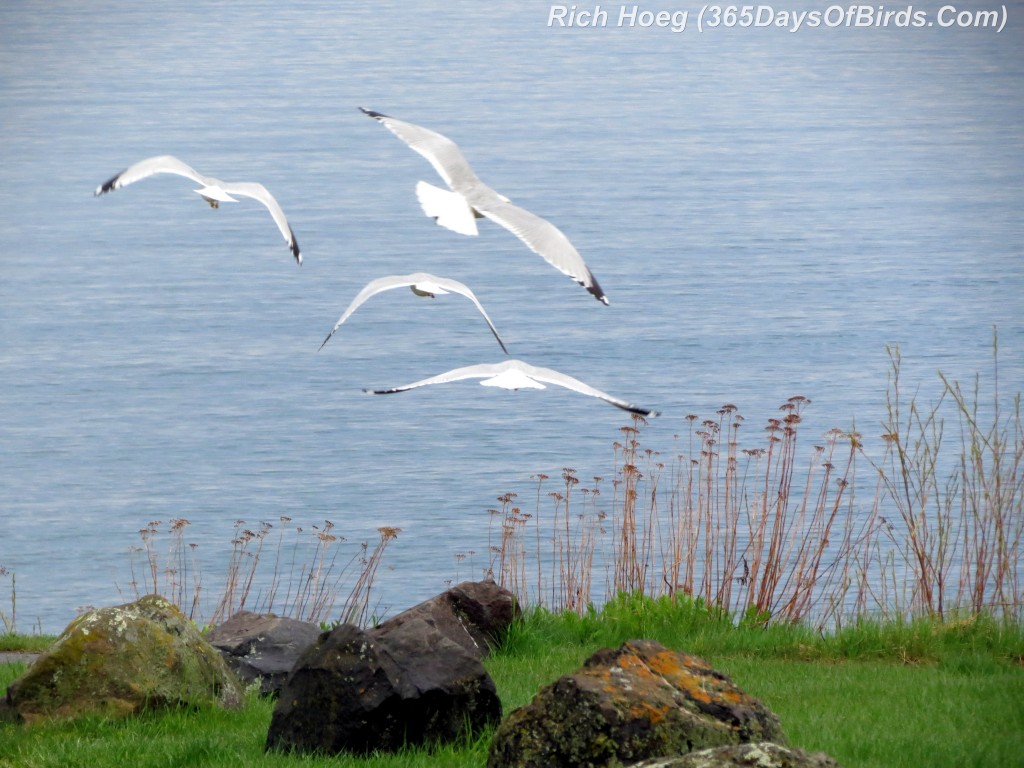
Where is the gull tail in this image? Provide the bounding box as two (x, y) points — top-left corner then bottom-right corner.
(415, 181), (479, 237)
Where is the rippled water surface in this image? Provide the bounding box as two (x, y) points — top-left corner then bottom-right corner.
(2, 2), (1022, 632)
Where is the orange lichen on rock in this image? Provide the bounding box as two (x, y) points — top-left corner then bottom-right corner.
(488, 639), (786, 768)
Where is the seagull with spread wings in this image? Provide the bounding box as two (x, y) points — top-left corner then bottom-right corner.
(365, 359), (658, 416)
(319, 272), (509, 354)
(95, 155), (301, 265)
(359, 108), (607, 304)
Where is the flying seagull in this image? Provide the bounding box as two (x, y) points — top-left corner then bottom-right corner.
(359, 107), (608, 305)
(95, 155), (302, 265)
(364, 359), (658, 416)
(320, 272), (509, 354)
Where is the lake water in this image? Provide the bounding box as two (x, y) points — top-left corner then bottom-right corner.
(1, 1), (1022, 633)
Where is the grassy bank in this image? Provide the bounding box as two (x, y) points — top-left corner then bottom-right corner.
(2, 597), (1022, 768)
(2, 339), (1021, 765)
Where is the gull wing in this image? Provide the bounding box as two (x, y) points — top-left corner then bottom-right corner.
(364, 361), (509, 395)
(95, 155), (207, 196)
(220, 181), (302, 265)
(473, 197), (608, 305)
(516, 361), (660, 416)
(359, 107), (482, 190)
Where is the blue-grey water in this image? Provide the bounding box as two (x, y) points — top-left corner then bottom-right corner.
(2, 2), (1022, 633)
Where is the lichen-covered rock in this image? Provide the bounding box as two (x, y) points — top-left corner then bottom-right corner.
(488, 639), (785, 768)
(4, 595), (244, 723)
(627, 742), (843, 767)
(207, 610), (320, 697)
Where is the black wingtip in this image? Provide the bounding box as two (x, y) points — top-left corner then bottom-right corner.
(491, 330), (510, 356)
(364, 387), (403, 395)
(581, 269), (609, 305)
(619, 404), (659, 418)
(95, 176), (119, 196)
(290, 229), (302, 265)
(359, 107), (388, 120)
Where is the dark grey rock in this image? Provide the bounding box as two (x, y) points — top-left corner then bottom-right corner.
(207, 610), (320, 697)
(265, 618), (502, 755)
(370, 578), (519, 659)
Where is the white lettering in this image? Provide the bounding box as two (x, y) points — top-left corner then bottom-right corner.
(853, 5), (875, 26)
(614, 7), (688, 31)
(755, 5), (775, 26)
(548, 5), (608, 28)
(550, 3), (991, 34)
(618, 4), (638, 26)
(939, 5), (1002, 27)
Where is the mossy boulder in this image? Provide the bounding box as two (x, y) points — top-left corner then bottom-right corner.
(488, 639), (785, 768)
(3, 594), (244, 723)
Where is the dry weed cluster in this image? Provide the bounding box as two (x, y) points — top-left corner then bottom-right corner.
(481, 339), (1022, 630)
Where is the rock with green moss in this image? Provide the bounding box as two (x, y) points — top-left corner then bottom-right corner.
(3, 595), (244, 723)
(487, 639), (785, 768)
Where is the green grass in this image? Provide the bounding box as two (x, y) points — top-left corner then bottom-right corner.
(0, 636), (54, 654)
(723, 657), (1024, 768)
(2, 598), (1023, 768)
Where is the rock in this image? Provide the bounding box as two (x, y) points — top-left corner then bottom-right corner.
(627, 742), (843, 767)
(487, 639), (785, 768)
(266, 618), (502, 755)
(207, 610), (320, 696)
(370, 578), (519, 660)
(3, 595), (244, 723)
(264, 580), (515, 755)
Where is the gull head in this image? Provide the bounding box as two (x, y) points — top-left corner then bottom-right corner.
(411, 280), (455, 299)
(195, 185), (238, 208)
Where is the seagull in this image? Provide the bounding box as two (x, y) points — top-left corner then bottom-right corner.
(359, 107), (608, 305)
(364, 359), (658, 416)
(95, 155), (302, 265)
(320, 272), (509, 354)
